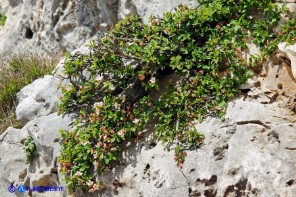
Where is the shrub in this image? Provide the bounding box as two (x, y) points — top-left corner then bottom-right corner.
(0, 13), (6, 26)
(23, 136), (38, 163)
(58, 0), (292, 193)
(0, 52), (57, 133)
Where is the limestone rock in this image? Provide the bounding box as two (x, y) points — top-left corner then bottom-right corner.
(0, 0), (118, 56)
(118, 0), (199, 23)
(117, 0), (137, 20)
(0, 0), (199, 57)
(278, 42), (296, 80)
(2, 1), (296, 197)
(0, 113), (73, 196)
(72, 31), (296, 196)
(53, 38), (92, 78)
(23, 113), (74, 196)
(226, 99), (293, 124)
(81, 97), (296, 197)
(16, 75), (61, 125)
(0, 127), (29, 194)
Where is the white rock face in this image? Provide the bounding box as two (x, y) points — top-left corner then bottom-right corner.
(15, 75), (62, 125)
(0, 0), (117, 56)
(118, 0), (199, 23)
(0, 0), (198, 57)
(0, 113), (74, 196)
(0, 127), (29, 193)
(278, 42), (296, 80)
(1, 1), (296, 197)
(73, 97), (296, 196)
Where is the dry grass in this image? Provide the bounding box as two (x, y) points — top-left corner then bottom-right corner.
(0, 51), (58, 133)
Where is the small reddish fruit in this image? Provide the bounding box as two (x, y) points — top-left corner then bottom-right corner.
(138, 74), (145, 81)
(278, 31), (283, 36)
(139, 41), (145, 46)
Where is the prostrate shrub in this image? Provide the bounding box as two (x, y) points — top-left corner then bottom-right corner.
(58, 0), (293, 193)
(0, 52), (57, 133)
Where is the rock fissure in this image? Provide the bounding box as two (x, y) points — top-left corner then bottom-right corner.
(236, 120), (271, 129)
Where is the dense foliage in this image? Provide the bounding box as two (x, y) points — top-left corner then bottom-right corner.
(58, 0), (291, 193)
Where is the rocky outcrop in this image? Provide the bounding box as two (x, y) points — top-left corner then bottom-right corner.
(0, 113), (74, 196)
(0, 0), (197, 57)
(77, 58), (296, 196)
(15, 75), (62, 125)
(1, 38), (296, 197)
(1, 1), (296, 197)
(0, 0), (118, 56)
(94, 108), (296, 197)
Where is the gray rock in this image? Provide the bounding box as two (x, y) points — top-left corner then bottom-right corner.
(0, 113), (73, 197)
(0, 0), (117, 56)
(2, 1), (296, 197)
(16, 75), (61, 125)
(23, 113), (74, 196)
(118, 0), (199, 23)
(0, 127), (29, 191)
(89, 100), (296, 197)
(278, 42), (296, 80)
(0, 0), (199, 58)
(226, 99), (293, 125)
(53, 38), (92, 78)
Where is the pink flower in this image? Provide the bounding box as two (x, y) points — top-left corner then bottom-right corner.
(65, 86), (72, 92)
(111, 147), (117, 152)
(114, 103), (121, 109)
(75, 172), (82, 177)
(118, 129), (126, 137)
(95, 141), (103, 148)
(133, 118), (140, 124)
(87, 180), (94, 187)
(93, 183), (100, 190)
(149, 77), (156, 84)
(81, 140), (89, 146)
(94, 102), (104, 114)
(94, 101), (104, 108)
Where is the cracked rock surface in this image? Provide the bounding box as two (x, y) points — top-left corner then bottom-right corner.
(1, 1), (296, 197)
(0, 0), (197, 57)
(73, 19), (296, 196)
(0, 113), (74, 196)
(0, 0), (118, 56)
(92, 98), (296, 197)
